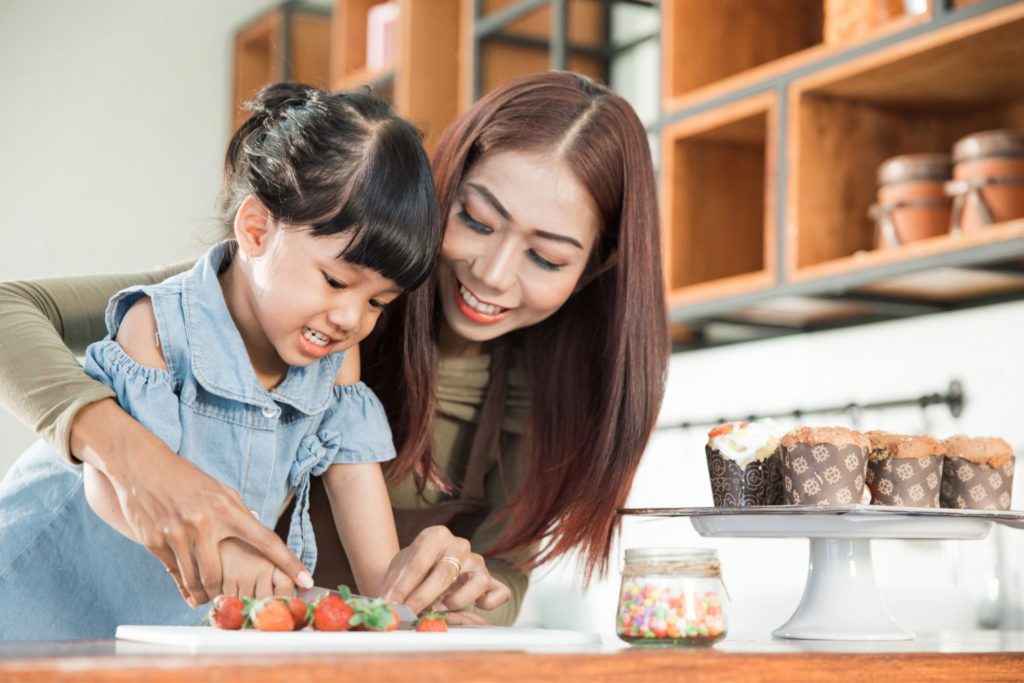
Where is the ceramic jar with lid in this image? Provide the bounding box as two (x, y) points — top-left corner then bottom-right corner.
(616, 548), (729, 646)
(869, 153), (953, 248)
(947, 129), (1024, 233)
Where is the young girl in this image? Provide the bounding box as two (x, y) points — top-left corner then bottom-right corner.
(0, 82), (440, 640)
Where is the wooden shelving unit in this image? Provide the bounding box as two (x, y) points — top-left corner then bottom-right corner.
(231, 2), (331, 131)
(661, 91), (777, 308)
(658, 0), (1024, 349)
(329, 0), (463, 151)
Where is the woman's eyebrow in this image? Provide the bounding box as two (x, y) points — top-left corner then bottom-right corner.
(466, 182), (584, 249)
(467, 182), (510, 220)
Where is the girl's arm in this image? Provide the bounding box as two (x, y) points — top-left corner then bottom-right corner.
(0, 266), (312, 606)
(322, 462), (400, 596)
(321, 347), (399, 596)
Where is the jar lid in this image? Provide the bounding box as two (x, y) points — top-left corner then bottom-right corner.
(877, 154), (951, 185)
(953, 129), (1024, 163)
(624, 547), (718, 564)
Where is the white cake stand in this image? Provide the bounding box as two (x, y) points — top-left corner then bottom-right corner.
(619, 505), (1024, 642)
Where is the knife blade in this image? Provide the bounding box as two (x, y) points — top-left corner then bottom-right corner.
(295, 585), (417, 625)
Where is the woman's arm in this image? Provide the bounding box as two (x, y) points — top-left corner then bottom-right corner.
(0, 269), (183, 459)
(0, 266), (313, 606)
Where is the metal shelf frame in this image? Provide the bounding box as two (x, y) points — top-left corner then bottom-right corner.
(469, 0), (658, 101)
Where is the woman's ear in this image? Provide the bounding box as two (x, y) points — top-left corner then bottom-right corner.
(233, 195), (275, 258)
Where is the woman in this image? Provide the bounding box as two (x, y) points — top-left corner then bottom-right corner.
(0, 72), (667, 626)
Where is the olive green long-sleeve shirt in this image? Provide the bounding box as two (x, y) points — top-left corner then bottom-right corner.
(0, 266), (531, 625)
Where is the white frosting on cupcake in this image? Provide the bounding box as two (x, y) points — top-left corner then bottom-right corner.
(708, 421), (780, 468)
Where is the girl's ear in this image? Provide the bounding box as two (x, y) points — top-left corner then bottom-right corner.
(233, 194), (275, 258)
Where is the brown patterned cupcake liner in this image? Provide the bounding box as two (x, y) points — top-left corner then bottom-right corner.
(706, 446), (783, 506)
(940, 456), (1015, 511)
(781, 442), (867, 505)
(866, 454), (943, 507)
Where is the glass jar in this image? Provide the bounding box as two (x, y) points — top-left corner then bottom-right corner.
(616, 548), (729, 646)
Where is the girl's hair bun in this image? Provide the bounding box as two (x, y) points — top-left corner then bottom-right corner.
(245, 81), (322, 120)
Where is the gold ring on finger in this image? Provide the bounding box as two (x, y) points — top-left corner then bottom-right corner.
(438, 555), (462, 576)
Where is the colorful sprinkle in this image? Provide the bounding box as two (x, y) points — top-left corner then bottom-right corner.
(617, 580), (726, 645)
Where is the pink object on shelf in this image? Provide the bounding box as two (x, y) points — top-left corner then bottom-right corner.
(366, 2), (399, 72)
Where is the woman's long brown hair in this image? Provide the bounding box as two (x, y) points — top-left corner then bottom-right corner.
(364, 72), (668, 580)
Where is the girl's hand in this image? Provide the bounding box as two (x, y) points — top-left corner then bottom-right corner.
(378, 526), (511, 614)
(72, 399), (312, 606)
(218, 538), (295, 599)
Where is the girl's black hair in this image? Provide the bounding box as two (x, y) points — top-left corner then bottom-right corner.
(222, 82), (440, 291)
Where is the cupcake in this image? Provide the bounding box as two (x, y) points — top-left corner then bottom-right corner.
(941, 436), (1015, 511)
(780, 427), (870, 505)
(705, 421), (782, 506)
(864, 431), (944, 507)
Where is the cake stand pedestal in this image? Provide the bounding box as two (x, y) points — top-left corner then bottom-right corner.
(619, 505), (1024, 642)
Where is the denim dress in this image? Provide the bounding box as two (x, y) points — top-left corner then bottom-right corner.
(0, 241), (396, 640)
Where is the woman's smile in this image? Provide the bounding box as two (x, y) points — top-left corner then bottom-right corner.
(452, 276), (512, 324)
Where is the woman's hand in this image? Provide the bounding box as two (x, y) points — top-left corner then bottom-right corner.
(71, 399), (312, 606)
(378, 526), (511, 615)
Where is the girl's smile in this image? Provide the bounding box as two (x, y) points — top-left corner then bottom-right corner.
(296, 325), (343, 359)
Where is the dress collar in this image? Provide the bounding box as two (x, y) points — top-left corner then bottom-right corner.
(181, 241), (342, 415)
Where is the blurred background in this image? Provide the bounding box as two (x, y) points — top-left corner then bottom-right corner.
(2, 0), (1024, 638)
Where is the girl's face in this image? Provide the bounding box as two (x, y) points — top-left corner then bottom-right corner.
(235, 217), (401, 373)
(438, 150), (600, 348)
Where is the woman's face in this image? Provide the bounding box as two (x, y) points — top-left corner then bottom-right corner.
(437, 150), (600, 347)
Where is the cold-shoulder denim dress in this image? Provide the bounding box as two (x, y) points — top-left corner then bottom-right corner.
(0, 241), (396, 640)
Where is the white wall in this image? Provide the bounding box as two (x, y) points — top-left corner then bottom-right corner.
(2, 1), (1022, 639)
(0, 0), (290, 461)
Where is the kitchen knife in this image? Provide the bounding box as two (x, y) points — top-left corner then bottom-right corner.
(295, 586), (418, 625)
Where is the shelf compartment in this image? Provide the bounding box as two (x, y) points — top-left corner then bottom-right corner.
(661, 91), (778, 307)
(788, 2), (1024, 278)
(331, 0), (392, 90)
(232, 4), (331, 130)
(661, 0), (932, 111)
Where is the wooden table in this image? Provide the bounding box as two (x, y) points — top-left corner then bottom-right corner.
(1, 631), (1023, 682)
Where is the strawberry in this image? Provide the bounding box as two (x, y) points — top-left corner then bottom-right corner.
(208, 594), (245, 630)
(383, 606), (399, 632)
(312, 594), (354, 632)
(287, 597), (310, 630)
(349, 596), (399, 632)
(414, 612), (448, 632)
(249, 597), (295, 632)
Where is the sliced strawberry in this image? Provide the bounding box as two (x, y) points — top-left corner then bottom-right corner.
(414, 612), (449, 632)
(708, 422), (748, 439)
(287, 597), (310, 630)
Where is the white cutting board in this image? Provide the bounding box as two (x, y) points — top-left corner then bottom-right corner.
(116, 625), (603, 653)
